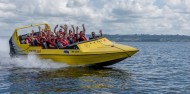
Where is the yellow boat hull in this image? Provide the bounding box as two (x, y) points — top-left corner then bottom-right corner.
(9, 23), (139, 67)
(38, 51), (136, 66)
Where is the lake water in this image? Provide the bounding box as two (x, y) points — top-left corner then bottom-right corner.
(0, 37), (190, 93)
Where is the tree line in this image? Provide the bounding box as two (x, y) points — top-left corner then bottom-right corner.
(103, 34), (190, 42)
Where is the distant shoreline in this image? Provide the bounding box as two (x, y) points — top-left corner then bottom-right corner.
(104, 34), (190, 42)
(1, 34), (190, 42)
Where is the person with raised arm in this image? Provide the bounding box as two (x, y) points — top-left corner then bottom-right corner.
(89, 31), (97, 40)
(60, 25), (66, 36)
(25, 33), (32, 45)
(56, 34), (68, 48)
(78, 24), (87, 42)
(89, 29), (103, 40)
(73, 26), (79, 43)
(34, 26), (42, 46)
(54, 24), (64, 37)
(47, 32), (57, 48)
(30, 30), (36, 46)
(61, 24), (68, 38)
(39, 28), (48, 49)
(67, 25), (75, 44)
(55, 24), (68, 48)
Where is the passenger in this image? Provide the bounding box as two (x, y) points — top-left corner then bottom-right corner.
(40, 29), (47, 38)
(89, 29), (103, 40)
(67, 25), (75, 44)
(78, 31), (87, 42)
(58, 25), (65, 36)
(61, 24), (68, 37)
(33, 26), (43, 46)
(67, 30), (74, 44)
(30, 30), (37, 46)
(31, 30), (35, 37)
(41, 38), (48, 49)
(58, 28), (64, 36)
(61, 37), (69, 47)
(56, 34), (68, 48)
(47, 33), (57, 48)
(54, 25), (65, 37)
(31, 30), (40, 46)
(53, 25), (66, 48)
(78, 24), (87, 42)
(47, 29), (57, 48)
(73, 26), (79, 43)
(55, 36), (62, 48)
(35, 35), (42, 46)
(25, 33), (32, 45)
(89, 32), (97, 40)
(40, 29), (48, 49)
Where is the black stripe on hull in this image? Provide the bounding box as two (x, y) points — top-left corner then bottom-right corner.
(88, 57), (126, 68)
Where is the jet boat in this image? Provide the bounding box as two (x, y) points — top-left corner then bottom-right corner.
(9, 23), (138, 67)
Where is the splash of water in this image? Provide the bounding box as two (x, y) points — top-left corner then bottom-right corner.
(0, 37), (67, 69)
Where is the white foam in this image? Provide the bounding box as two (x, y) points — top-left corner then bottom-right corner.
(0, 37), (68, 69)
(14, 55), (67, 69)
(0, 54), (68, 69)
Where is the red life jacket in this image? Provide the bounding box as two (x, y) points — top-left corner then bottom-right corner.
(57, 37), (67, 46)
(81, 36), (87, 41)
(48, 37), (55, 47)
(42, 31), (46, 36)
(57, 37), (61, 43)
(61, 38), (68, 46)
(36, 36), (41, 41)
(73, 37), (77, 43)
(25, 37), (31, 44)
(40, 37), (47, 43)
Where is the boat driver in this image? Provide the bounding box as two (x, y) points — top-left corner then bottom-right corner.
(89, 29), (103, 40)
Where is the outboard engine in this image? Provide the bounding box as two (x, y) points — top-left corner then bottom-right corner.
(9, 37), (16, 57)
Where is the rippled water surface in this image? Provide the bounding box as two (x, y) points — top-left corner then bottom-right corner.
(0, 37), (190, 93)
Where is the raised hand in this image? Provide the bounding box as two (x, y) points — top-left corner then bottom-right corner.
(64, 24), (68, 29)
(38, 26), (41, 32)
(76, 26), (79, 30)
(71, 25), (74, 28)
(55, 24), (58, 28)
(60, 25), (63, 28)
(38, 26), (41, 29)
(82, 24), (85, 34)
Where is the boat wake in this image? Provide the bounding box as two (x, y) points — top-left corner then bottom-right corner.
(0, 37), (67, 70)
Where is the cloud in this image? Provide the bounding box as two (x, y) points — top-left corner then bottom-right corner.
(0, 2), (16, 11)
(0, 0), (190, 36)
(67, 0), (89, 7)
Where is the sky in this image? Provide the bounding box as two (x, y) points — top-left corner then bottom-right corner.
(0, 0), (190, 36)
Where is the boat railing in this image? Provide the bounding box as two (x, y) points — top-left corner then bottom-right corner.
(15, 23), (50, 32)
